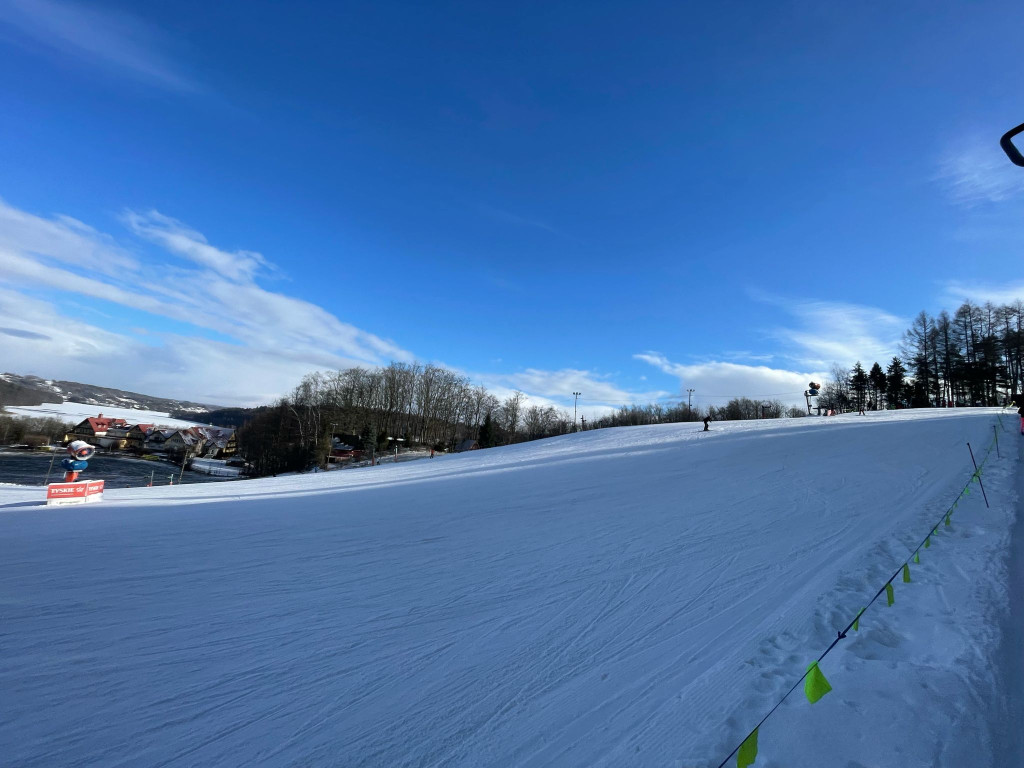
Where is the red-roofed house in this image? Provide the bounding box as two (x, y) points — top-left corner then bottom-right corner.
(71, 414), (129, 446)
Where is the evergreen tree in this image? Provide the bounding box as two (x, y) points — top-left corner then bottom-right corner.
(904, 310), (939, 406)
(361, 422), (376, 462)
(885, 357), (907, 408)
(868, 362), (886, 410)
(478, 412), (494, 448)
(850, 361), (868, 412)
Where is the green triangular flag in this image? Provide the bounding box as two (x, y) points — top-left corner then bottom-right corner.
(965, 487), (971, 496)
(913, 551), (920, 564)
(886, 582), (894, 606)
(903, 563), (911, 583)
(925, 536), (931, 548)
(805, 661), (832, 704)
(853, 607), (864, 632)
(945, 513), (951, 527)
(737, 727), (758, 768)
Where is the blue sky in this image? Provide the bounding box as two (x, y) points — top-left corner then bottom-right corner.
(1, 0), (1022, 412)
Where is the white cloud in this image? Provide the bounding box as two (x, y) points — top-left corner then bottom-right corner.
(941, 280), (1024, 308)
(934, 137), (1024, 207)
(0, 199), (413, 405)
(463, 367), (668, 421)
(634, 353), (823, 407)
(0, 199), (663, 412)
(0, 288), (346, 405)
(634, 294), (906, 407)
(761, 296), (904, 370)
(123, 210), (271, 282)
(0, 0), (198, 92)
(0, 198), (136, 275)
(2, 199), (655, 413)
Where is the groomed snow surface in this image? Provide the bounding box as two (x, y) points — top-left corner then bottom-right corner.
(1, 408), (1020, 767)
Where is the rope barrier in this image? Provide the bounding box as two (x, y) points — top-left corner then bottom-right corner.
(713, 415), (1004, 768)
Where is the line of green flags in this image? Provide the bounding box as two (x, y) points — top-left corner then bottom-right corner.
(725, 433), (1000, 768)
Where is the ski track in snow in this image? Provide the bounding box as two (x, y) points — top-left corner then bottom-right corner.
(0, 408), (1018, 767)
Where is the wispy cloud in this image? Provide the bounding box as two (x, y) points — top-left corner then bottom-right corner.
(942, 280), (1024, 307)
(934, 136), (1024, 207)
(473, 367), (667, 415)
(123, 210), (272, 282)
(634, 293), (906, 406)
(756, 293), (905, 370)
(0, 0), (198, 92)
(0, 197), (137, 274)
(1, 198), (649, 412)
(634, 353), (821, 406)
(0, 199), (412, 404)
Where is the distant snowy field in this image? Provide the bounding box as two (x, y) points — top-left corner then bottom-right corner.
(0, 408), (1020, 767)
(3, 400), (209, 428)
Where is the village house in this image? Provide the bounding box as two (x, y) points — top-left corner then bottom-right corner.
(103, 425), (132, 451)
(146, 429), (197, 457)
(125, 424), (155, 451)
(70, 414), (129, 447)
(329, 433), (364, 463)
(69, 414), (237, 459)
(196, 426), (237, 457)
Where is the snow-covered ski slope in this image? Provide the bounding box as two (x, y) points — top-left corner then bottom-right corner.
(1, 408), (1019, 767)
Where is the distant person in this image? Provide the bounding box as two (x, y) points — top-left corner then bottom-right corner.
(1018, 403), (1024, 435)
(703, 416), (710, 431)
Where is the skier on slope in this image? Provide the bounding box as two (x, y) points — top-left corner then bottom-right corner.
(703, 415), (711, 431)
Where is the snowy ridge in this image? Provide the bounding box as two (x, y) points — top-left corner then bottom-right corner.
(0, 408), (1019, 767)
(2, 401), (213, 429)
(0, 373), (217, 414)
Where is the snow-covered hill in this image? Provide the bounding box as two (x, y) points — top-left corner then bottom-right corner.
(3, 400), (213, 429)
(0, 372), (217, 413)
(0, 409), (1019, 767)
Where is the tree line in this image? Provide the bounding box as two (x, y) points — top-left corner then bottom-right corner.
(0, 414), (74, 446)
(586, 397), (802, 430)
(898, 299), (1023, 407)
(235, 298), (1022, 475)
(818, 299), (1023, 413)
(237, 364), (576, 476)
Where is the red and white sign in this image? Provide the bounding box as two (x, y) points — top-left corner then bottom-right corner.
(46, 480), (105, 506)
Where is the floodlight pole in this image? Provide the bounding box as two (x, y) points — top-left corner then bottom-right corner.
(573, 392), (581, 432)
(686, 388), (695, 414)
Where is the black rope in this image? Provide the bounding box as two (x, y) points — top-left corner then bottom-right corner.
(713, 419), (1000, 768)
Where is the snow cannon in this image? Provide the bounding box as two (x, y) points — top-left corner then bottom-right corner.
(46, 440), (104, 505)
(804, 384), (823, 416)
(67, 440), (96, 461)
(63, 440), (96, 481)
